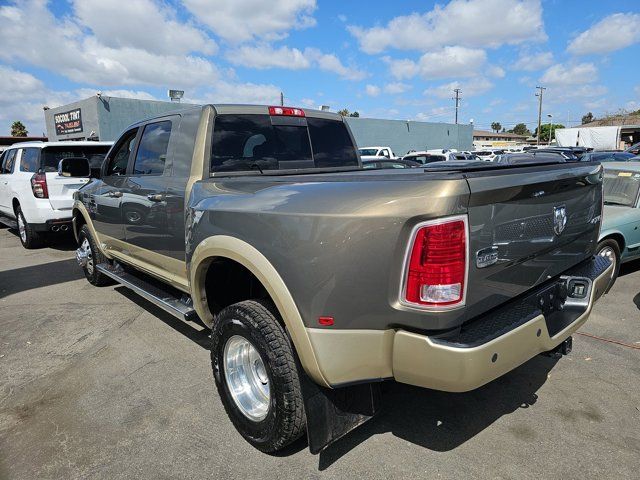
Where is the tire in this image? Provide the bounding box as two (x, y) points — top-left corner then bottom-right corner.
(15, 205), (43, 249)
(78, 225), (113, 286)
(597, 239), (621, 293)
(211, 300), (305, 453)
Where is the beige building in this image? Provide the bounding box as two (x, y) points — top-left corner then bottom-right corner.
(472, 130), (528, 149)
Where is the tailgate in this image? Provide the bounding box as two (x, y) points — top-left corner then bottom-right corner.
(45, 173), (90, 210)
(464, 163), (603, 315)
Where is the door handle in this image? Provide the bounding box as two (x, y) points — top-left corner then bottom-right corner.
(109, 191), (123, 198)
(147, 194), (165, 202)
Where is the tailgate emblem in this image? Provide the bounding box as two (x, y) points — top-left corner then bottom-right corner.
(553, 205), (567, 235)
(476, 246), (498, 268)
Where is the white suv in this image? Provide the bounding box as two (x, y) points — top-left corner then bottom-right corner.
(0, 141), (112, 248)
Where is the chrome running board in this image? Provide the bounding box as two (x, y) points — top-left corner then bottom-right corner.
(96, 263), (198, 322)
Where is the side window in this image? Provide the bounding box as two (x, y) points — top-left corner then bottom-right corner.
(105, 128), (139, 176)
(1, 149), (17, 174)
(19, 148), (40, 172)
(132, 120), (172, 175)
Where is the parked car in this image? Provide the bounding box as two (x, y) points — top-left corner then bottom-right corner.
(362, 158), (419, 169)
(358, 146), (397, 160)
(71, 104), (610, 454)
(0, 141), (112, 248)
(533, 148), (581, 161)
(581, 151), (637, 163)
(494, 152), (566, 165)
(597, 162), (640, 290)
(624, 141), (640, 156)
(401, 151), (447, 164)
(471, 149), (504, 161)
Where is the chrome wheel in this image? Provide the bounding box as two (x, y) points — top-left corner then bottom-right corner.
(17, 214), (26, 243)
(78, 237), (94, 275)
(223, 335), (270, 422)
(598, 246), (616, 279)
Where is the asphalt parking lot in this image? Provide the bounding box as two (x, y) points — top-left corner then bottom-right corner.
(0, 227), (639, 479)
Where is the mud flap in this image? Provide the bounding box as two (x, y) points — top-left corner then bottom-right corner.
(300, 373), (382, 454)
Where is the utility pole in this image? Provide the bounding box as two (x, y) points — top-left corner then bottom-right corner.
(535, 86), (546, 146)
(453, 88), (461, 124)
(280, 92), (284, 106)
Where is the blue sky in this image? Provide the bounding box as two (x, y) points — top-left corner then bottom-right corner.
(1, 0), (639, 136)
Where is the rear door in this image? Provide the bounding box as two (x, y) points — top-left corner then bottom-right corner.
(463, 163), (603, 317)
(0, 149), (17, 214)
(121, 118), (175, 259)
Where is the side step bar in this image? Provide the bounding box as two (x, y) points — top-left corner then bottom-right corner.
(96, 263), (198, 322)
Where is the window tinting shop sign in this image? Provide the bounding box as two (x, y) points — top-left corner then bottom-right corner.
(54, 108), (83, 135)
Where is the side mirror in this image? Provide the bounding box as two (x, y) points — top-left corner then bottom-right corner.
(58, 157), (90, 177)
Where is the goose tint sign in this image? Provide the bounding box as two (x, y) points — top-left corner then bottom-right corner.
(54, 108), (83, 135)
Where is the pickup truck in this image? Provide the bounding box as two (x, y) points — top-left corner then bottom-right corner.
(358, 145), (397, 160)
(69, 104), (612, 454)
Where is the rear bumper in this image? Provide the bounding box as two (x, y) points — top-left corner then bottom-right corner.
(307, 256), (613, 391)
(32, 218), (73, 232)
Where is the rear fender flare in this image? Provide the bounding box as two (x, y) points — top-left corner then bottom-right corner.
(190, 235), (330, 388)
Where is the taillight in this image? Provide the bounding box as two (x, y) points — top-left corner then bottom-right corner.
(402, 216), (467, 308)
(268, 106), (305, 117)
(31, 172), (48, 198)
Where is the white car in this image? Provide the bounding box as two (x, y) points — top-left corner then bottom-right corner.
(0, 141), (112, 248)
(358, 146), (397, 161)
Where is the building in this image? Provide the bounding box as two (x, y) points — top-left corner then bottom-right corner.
(345, 117), (472, 153)
(44, 95), (192, 142)
(472, 130), (529, 149)
(0, 136), (48, 153)
(44, 95), (473, 151)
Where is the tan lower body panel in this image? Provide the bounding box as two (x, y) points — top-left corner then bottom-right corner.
(310, 261), (613, 390)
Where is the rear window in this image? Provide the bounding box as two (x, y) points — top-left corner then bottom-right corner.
(211, 114), (358, 173)
(41, 145), (111, 172)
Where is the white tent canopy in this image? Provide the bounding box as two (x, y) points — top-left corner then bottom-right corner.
(555, 126), (621, 150)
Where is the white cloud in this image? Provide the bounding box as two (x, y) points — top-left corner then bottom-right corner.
(415, 106), (455, 121)
(74, 89), (158, 101)
(305, 48), (367, 81)
(365, 85), (381, 96)
(384, 82), (412, 94)
(195, 82), (283, 105)
(540, 63), (597, 86)
(424, 77), (494, 99)
(487, 65), (506, 78)
(183, 0), (316, 43)
(512, 51), (553, 71)
(226, 45), (365, 80)
(348, 0), (546, 54)
(567, 13), (640, 55)
(635, 85), (640, 96)
(386, 46), (487, 80)
(72, 0), (216, 56)
(227, 45), (311, 69)
(0, 1), (220, 87)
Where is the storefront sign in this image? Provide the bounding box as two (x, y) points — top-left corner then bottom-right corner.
(54, 108), (83, 135)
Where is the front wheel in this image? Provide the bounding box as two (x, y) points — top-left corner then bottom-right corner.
(597, 239), (620, 293)
(77, 225), (113, 286)
(211, 300), (305, 453)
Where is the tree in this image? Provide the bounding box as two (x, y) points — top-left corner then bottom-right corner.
(581, 112), (594, 124)
(337, 108), (349, 116)
(510, 123), (530, 136)
(490, 122), (502, 133)
(533, 123), (564, 142)
(349, 111), (360, 117)
(11, 121), (28, 137)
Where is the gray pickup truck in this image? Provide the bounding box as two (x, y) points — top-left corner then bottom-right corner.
(69, 104), (612, 454)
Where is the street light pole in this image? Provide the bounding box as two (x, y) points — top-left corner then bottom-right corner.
(535, 86), (546, 146)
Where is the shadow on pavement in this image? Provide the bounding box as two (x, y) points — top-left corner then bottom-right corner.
(318, 355), (559, 470)
(5, 227), (78, 251)
(633, 293), (640, 311)
(0, 258), (83, 299)
(114, 286), (210, 349)
(620, 258), (640, 277)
